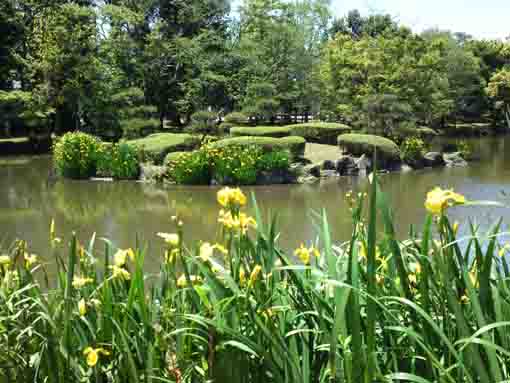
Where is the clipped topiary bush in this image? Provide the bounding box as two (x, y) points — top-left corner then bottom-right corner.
(189, 110), (218, 136)
(288, 122), (352, 145)
(338, 133), (400, 165)
(53, 132), (103, 179)
(208, 136), (306, 159)
(230, 126), (291, 138)
(224, 112), (250, 126)
(127, 133), (201, 164)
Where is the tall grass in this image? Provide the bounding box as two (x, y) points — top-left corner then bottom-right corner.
(1, 177), (510, 382)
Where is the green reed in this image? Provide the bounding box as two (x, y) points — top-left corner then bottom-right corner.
(1, 174), (510, 383)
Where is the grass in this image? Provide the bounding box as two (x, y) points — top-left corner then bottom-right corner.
(2, 179), (510, 382)
(127, 133), (201, 164)
(209, 136), (306, 159)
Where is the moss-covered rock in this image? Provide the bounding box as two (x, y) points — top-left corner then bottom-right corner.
(209, 136), (306, 158)
(288, 122), (352, 145)
(127, 133), (200, 164)
(230, 126), (291, 138)
(338, 133), (400, 166)
(163, 151), (189, 166)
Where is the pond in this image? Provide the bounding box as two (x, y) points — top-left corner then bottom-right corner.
(2, 136), (510, 275)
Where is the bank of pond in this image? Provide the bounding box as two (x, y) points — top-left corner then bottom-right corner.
(47, 121), (486, 186)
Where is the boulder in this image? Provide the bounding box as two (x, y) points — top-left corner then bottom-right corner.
(336, 156), (358, 175)
(423, 152), (445, 167)
(321, 159), (336, 170)
(298, 175), (319, 184)
(140, 164), (166, 182)
(320, 169), (338, 178)
(256, 169), (296, 185)
(443, 152), (468, 167)
(355, 155), (372, 174)
(400, 164), (414, 173)
(303, 163), (321, 178)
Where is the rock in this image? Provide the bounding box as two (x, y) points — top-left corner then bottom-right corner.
(256, 169), (296, 185)
(90, 177), (114, 182)
(298, 175), (319, 184)
(320, 170), (338, 178)
(400, 164), (414, 173)
(355, 155), (372, 174)
(336, 156), (358, 175)
(303, 163), (321, 178)
(321, 159), (336, 170)
(289, 163), (305, 176)
(140, 164), (166, 182)
(443, 152), (468, 167)
(423, 152), (445, 167)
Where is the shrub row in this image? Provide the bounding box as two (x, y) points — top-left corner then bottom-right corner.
(165, 145), (291, 185)
(53, 132), (139, 179)
(229, 122), (352, 145)
(208, 136), (306, 159)
(126, 133), (201, 164)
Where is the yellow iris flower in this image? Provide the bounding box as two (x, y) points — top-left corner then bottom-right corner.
(425, 187), (466, 215)
(72, 276), (94, 289)
(83, 347), (110, 367)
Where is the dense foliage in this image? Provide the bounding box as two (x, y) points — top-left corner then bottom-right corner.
(165, 145), (291, 185)
(54, 132), (140, 179)
(2, 182), (510, 382)
(2, 1), (509, 142)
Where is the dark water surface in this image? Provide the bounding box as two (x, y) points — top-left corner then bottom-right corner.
(2, 136), (510, 274)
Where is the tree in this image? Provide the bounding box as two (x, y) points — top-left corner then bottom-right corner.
(486, 68), (510, 128)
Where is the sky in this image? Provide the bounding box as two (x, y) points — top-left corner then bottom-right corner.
(330, 0), (509, 40)
(231, 0), (509, 40)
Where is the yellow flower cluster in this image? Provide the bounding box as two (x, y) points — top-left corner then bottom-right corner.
(83, 347), (110, 367)
(217, 187), (247, 207)
(199, 242), (228, 262)
(218, 210), (257, 234)
(113, 248), (135, 267)
(294, 244), (320, 265)
(176, 275), (203, 288)
(425, 187), (466, 215)
(73, 276), (94, 289)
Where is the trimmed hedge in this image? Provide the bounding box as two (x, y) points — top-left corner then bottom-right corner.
(209, 136), (306, 158)
(230, 126), (291, 138)
(338, 133), (400, 163)
(288, 122), (352, 145)
(127, 133), (201, 164)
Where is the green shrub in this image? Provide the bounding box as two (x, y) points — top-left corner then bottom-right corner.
(258, 150), (291, 171)
(230, 126), (291, 138)
(400, 136), (426, 164)
(288, 122), (352, 144)
(53, 132), (103, 179)
(207, 145), (263, 185)
(121, 118), (160, 139)
(189, 110), (217, 135)
(127, 133), (201, 164)
(338, 133), (400, 164)
(224, 112), (250, 125)
(209, 136), (306, 159)
(99, 142), (140, 179)
(165, 150), (211, 185)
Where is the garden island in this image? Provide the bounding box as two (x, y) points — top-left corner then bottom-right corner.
(2, 1), (510, 382)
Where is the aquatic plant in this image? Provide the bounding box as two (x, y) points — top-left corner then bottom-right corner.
(1, 178), (510, 382)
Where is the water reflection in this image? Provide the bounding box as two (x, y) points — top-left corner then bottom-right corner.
(1, 136), (510, 275)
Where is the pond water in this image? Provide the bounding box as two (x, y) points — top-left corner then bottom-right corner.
(2, 136), (510, 275)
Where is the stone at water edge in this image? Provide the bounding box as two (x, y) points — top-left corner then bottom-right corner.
(320, 170), (338, 178)
(321, 159), (336, 170)
(297, 174), (320, 184)
(443, 152), (468, 167)
(335, 155), (358, 175)
(303, 163), (321, 178)
(423, 152), (445, 167)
